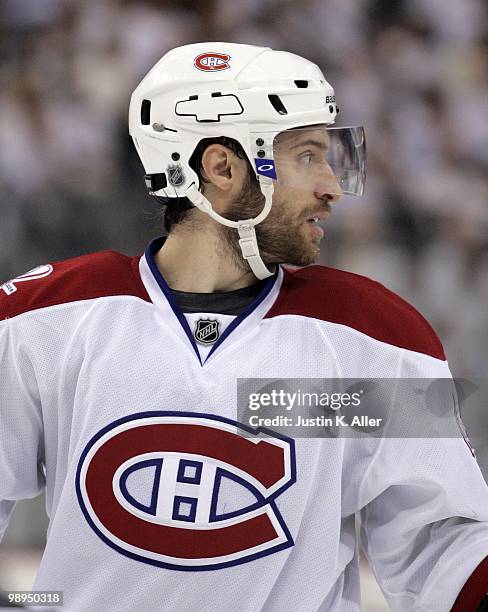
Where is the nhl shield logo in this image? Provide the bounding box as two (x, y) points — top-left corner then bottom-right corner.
(167, 164), (185, 187)
(194, 318), (220, 344)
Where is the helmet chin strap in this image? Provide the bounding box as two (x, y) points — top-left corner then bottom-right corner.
(185, 177), (275, 280)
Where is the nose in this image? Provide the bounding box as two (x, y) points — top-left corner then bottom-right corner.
(313, 163), (343, 204)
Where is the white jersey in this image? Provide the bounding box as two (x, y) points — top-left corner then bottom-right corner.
(1, 237), (488, 612)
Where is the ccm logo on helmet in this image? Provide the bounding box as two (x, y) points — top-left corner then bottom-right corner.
(76, 412), (296, 571)
(194, 52), (231, 72)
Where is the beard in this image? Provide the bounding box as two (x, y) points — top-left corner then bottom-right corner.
(219, 172), (324, 271)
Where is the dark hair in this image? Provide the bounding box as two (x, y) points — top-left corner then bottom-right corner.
(157, 136), (254, 233)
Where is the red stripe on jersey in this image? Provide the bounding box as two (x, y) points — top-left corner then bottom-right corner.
(266, 266), (445, 360)
(0, 250), (150, 319)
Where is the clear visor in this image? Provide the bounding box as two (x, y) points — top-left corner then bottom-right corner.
(255, 125), (366, 197)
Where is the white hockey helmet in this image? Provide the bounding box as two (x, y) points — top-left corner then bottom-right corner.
(129, 42), (366, 279)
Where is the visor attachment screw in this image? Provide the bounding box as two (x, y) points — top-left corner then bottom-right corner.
(152, 123), (165, 132)
(171, 152), (180, 161)
(256, 138), (264, 146)
(257, 150), (266, 158)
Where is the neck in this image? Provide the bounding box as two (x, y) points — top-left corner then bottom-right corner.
(154, 224), (259, 293)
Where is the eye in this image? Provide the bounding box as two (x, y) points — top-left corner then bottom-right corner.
(298, 152), (315, 164)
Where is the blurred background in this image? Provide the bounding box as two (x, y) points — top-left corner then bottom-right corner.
(0, 0), (486, 610)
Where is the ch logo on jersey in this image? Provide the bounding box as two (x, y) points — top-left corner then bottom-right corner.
(1, 264), (53, 296)
(194, 52), (231, 72)
(76, 412), (296, 571)
(194, 318), (220, 344)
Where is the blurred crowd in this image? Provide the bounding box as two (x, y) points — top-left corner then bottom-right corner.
(0, 0), (487, 381)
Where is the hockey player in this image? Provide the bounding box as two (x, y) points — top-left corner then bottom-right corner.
(1, 43), (488, 611)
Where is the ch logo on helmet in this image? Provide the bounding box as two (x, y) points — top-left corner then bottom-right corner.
(194, 52), (231, 72)
(1, 264), (53, 296)
(76, 412), (296, 570)
(167, 163), (185, 187)
(194, 318), (220, 344)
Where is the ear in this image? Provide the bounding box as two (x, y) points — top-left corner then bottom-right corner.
(201, 144), (246, 193)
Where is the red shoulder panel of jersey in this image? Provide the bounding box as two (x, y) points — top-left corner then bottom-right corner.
(451, 555), (488, 611)
(0, 250), (150, 320)
(266, 265), (445, 360)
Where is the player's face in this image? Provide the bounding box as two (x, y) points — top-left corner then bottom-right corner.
(223, 127), (342, 267)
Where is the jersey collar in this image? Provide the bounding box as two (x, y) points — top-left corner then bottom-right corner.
(139, 237), (282, 365)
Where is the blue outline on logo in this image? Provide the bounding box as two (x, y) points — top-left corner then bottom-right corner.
(209, 467), (264, 522)
(75, 411), (296, 572)
(119, 458), (163, 516)
(172, 495), (198, 522)
(177, 459), (202, 485)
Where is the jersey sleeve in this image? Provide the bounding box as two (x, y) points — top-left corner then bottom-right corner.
(358, 350), (488, 612)
(0, 319), (45, 543)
